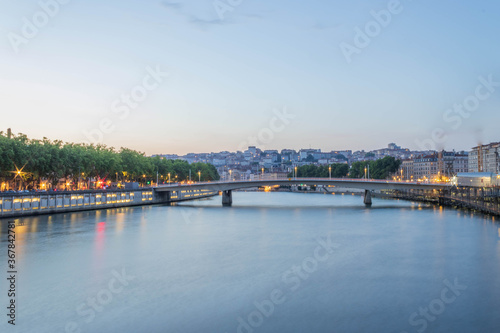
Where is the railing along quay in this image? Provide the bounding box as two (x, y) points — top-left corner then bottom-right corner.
(0, 187), (218, 218)
(383, 186), (500, 217)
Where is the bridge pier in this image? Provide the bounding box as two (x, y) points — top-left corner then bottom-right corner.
(363, 190), (372, 206)
(222, 190), (233, 207)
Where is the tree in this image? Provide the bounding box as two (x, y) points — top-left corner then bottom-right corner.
(349, 156), (401, 179)
(305, 154), (316, 162)
(287, 164), (349, 178)
(0, 132), (220, 189)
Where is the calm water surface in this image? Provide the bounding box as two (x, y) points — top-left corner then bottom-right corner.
(1, 192), (499, 333)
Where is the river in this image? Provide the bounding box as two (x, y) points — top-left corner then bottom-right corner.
(1, 192), (499, 333)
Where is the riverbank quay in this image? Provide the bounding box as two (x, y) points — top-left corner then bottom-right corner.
(0, 187), (218, 219)
(376, 187), (500, 217)
(274, 184), (500, 217)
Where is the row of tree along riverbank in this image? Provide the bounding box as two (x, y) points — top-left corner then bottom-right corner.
(0, 132), (219, 191)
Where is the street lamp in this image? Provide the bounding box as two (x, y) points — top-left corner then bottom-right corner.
(295, 166), (298, 179)
(364, 166), (367, 179)
(10, 165), (28, 191)
(329, 166), (332, 179)
(168, 173), (171, 185)
(198, 171), (201, 182)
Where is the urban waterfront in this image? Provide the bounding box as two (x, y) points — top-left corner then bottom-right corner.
(1, 192), (499, 333)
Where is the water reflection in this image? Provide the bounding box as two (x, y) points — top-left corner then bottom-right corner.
(1, 192), (499, 333)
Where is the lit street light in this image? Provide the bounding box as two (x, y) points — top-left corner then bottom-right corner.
(198, 171), (201, 182)
(329, 166), (332, 179)
(10, 165), (29, 191)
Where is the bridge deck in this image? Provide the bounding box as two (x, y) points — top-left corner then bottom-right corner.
(155, 178), (451, 192)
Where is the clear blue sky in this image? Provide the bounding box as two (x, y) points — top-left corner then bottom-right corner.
(1, 0), (499, 155)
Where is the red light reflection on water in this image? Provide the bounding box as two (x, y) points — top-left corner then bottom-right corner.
(97, 222), (106, 233)
(94, 222), (106, 254)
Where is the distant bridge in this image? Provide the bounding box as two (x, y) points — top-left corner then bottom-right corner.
(154, 178), (452, 206)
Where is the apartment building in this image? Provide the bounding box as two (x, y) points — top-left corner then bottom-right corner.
(469, 142), (500, 173)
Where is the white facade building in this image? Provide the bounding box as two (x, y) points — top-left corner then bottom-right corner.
(469, 142), (500, 173)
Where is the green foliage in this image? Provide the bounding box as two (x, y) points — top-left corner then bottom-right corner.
(0, 132), (219, 188)
(349, 156), (401, 179)
(305, 154), (316, 162)
(190, 162), (220, 181)
(287, 164), (349, 178)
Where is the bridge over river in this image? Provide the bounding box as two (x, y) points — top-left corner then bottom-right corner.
(0, 178), (452, 218)
(155, 178), (452, 206)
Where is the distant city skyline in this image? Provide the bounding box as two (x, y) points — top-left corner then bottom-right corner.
(1, 127), (491, 156)
(1, 1), (499, 155)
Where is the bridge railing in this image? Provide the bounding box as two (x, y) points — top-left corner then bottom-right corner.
(154, 177), (446, 188)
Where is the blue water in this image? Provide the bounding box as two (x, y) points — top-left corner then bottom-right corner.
(1, 192), (499, 333)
